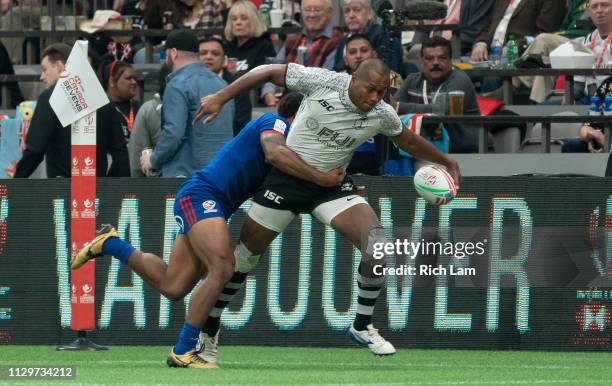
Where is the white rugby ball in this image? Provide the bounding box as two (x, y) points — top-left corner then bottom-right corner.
(413, 165), (457, 205)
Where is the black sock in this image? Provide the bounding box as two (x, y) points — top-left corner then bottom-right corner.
(201, 271), (248, 336)
(202, 316), (220, 337)
(354, 313), (372, 331)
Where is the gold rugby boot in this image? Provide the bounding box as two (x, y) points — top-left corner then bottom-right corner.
(167, 349), (218, 369)
(71, 224), (118, 270)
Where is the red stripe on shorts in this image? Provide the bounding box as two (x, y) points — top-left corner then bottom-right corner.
(180, 196), (197, 227)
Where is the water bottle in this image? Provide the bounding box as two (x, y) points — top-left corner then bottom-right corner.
(506, 35), (519, 69)
(489, 40), (502, 69)
(590, 96), (602, 116)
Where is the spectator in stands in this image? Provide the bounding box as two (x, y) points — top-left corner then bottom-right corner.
(113, 0), (125, 11)
(171, 0), (225, 29)
(513, 0), (591, 103)
(261, 0), (343, 106)
(524, 0), (612, 104)
(129, 63), (170, 177)
(224, 0), (276, 133)
(343, 34), (376, 74)
(223, 0), (261, 9)
(469, 0), (566, 63)
(120, 0), (170, 63)
(81, 10), (136, 63)
(15, 43), (130, 178)
(559, 0), (592, 39)
(396, 36), (490, 153)
(198, 36), (231, 84)
(459, 0), (496, 55)
(198, 36), (249, 134)
(573, 0), (612, 104)
(1, 0), (43, 64)
(98, 60), (141, 142)
(562, 75), (611, 153)
(468, 0), (566, 94)
(140, 29), (234, 177)
(332, 0), (404, 76)
(408, 0), (494, 59)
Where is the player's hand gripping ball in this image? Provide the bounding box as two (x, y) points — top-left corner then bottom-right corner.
(413, 165), (457, 205)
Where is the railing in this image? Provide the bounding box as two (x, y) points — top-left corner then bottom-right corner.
(424, 114), (612, 153)
(464, 68), (612, 104)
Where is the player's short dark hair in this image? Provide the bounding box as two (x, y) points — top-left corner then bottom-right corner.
(345, 34), (374, 50)
(421, 36), (452, 58)
(277, 92), (303, 118)
(198, 35), (225, 53)
(41, 43), (71, 64)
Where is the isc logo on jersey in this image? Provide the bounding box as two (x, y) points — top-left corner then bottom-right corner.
(273, 119), (287, 135)
(203, 200), (218, 213)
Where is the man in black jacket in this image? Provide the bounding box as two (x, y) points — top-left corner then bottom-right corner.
(14, 43), (130, 178)
(198, 36), (249, 136)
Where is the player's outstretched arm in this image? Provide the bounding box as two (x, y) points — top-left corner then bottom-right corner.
(393, 125), (463, 187)
(194, 64), (288, 124)
(260, 132), (345, 187)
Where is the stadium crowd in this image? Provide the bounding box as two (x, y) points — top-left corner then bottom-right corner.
(0, 0), (610, 178)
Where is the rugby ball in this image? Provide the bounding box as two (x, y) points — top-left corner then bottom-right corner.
(413, 165), (457, 205)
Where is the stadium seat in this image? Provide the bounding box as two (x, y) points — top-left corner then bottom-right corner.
(520, 112), (581, 153)
(492, 127), (521, 153)
(14, 66), (44, 101)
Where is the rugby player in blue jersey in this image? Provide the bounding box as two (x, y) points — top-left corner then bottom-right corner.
(70, 92), (345, 368)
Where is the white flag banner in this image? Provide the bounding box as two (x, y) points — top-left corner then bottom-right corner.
(50, 40), (109, 127)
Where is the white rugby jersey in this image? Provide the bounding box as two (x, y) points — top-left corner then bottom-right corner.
(284, 63), (403, 171)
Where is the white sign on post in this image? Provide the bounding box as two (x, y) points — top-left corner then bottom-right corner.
(49, 40), (109, 127)
(72, 111), (97, 146)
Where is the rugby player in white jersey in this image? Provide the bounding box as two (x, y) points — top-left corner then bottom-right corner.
(194, 58), (462, 359)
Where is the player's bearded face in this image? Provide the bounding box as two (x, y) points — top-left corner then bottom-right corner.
(166, 49), (176, 72)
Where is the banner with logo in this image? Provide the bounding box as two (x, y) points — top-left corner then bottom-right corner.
(1, 177), (612, 350)
(49, 40), (108, 127)
(49, 40), (107, 332)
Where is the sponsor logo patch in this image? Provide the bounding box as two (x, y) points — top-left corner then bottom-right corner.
(306, 117), (319, 130)
(175, 215), (185, 232)
(273, 119), (287, 135)
(203, 200), (218, 213)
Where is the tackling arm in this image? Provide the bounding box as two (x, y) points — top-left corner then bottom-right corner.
(260, 132), (345, 188)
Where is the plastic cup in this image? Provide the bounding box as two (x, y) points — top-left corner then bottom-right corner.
(449, 91), (465, 116)
(270, 9), (284, 28)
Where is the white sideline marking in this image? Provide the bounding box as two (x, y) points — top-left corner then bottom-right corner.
(1, 381), (610, 386)
(81, 359), (612, 371)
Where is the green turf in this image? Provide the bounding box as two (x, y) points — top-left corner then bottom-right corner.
(1, 346), (612, 385)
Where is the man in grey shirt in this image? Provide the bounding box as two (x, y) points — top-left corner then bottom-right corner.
(395, 36), (490, 153)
